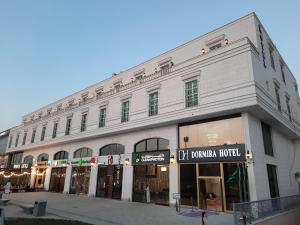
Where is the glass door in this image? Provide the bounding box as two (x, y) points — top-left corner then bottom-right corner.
(198, 177), (223, 211)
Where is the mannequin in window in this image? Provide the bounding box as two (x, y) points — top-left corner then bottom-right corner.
(145, 184), (150, 203)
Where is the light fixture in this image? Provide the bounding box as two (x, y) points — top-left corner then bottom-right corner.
(170, 155), (175, 164)
(124, 158), (130, 165)
(201, 48), (206, 54)
(246, 150), (254, 164)
(161, 166), (167, 172)
(225, 39), (229, 45)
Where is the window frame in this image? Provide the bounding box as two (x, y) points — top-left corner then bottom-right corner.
(99, 107), (106, 128)
(52, 122), (58, 138)
(149, 91), (158, 116)
(41, 126), (46, 141)
(121, 100), (130, 123)
(266, 164), (280, 198)
(31, 129), (36, 143)
(65, 117), (72, 135)
(80, 113), (88, 132)
(185, 79), (199, 108)
(261, 122), (274, 156)
(274, 83), (281, 112)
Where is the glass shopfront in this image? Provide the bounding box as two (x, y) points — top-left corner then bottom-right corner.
(96, 144), (125, 199)
(178, 116), (249, 211)
(69, 148), (93, 195)
(34, 153), (49, 190)
(49, 167), (66, 193)
(49, 151), (69, 193)
(132, 138), (170, 205)
(69, 166), (91, 195)
(96, 165), (123, 199)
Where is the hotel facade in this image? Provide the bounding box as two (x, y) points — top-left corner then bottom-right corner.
(4, 13), (300, 211)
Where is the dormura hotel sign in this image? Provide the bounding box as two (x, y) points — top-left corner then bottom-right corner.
(177, 144), (245, 163)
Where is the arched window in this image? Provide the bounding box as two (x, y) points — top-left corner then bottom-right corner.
(37, 153), (49, 162)
(54, 151), (69, 160)
(73, 147), (92, 158)
(23, 155), (33, 164)
(99, 144), (125, 156)
(134, 138), (169, 152)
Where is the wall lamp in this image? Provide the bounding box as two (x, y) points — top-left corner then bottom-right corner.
(124, 158), (130, 166)
(225, 38), (229, 45)
(170, 155), (176, 164)
(246, 150), (254, 164)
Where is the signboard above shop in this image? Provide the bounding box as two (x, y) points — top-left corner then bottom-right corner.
(132, 150), (170, 165)
(177, 144), (245, 163)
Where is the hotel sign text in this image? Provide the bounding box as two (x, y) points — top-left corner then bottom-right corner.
(177, 144), (245, 163)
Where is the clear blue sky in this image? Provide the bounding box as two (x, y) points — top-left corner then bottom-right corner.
(0, 0), (300, 131)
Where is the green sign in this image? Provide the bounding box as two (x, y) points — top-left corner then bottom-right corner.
(71, 158), (92, 166)
(132, 150), (170, 165)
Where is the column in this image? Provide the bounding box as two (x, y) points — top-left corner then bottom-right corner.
(242, 112), (258, 201)
(44, 166), (52, 191)
(169, 152), (179, 205)
(88, 164), (98, 197)
(121, 164), (133, 201)
(29, 167), (35, 188)
(63, 165), (72, 194)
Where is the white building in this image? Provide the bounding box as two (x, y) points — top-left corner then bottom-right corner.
(5, 12), (300, 211)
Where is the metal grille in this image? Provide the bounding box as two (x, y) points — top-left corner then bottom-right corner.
(233, 194), (300, 225)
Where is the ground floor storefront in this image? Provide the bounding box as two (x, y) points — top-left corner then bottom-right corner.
(15, 113), (300, 210)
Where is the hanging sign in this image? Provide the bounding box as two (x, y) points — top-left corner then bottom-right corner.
(132, 150), (170, 165)
(177, 144), (245, 163)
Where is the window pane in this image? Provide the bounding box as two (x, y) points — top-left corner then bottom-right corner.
(179, 117), (243, 148)
(158, 139), (169, 150)
(199, 163), (221, 176)
(135, 141), (146, 152)
(147, 139), (157, 151)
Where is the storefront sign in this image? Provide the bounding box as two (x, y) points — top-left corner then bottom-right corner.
(13, 164), (21, 169)
(21, 163), (29, 169)
(172, 193), (181, 199)
(177, 144), (245, 163)
(52, 160), (69, 167)
(71, 157), (97, 166)
(132, 150), (170, 165)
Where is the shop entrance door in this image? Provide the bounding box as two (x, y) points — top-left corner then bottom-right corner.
(198, 177), (223, 211)
(96, 165), (123, 199)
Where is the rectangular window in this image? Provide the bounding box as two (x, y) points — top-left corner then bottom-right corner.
(274, 84), (281, 112)
(149, 92), (158, 116)
(52, 122), (58, 138)
(99, 108), (106, 128)
(267, 164), (280, 198)
(22, 132), (27, 145)
(41, 126), (46, 141)
(8, 135), (13, 148)
(269, 44), (275, 70)
(80, 114), (87, 132)
(31, 129), (36, 143)
(261, 122), (274, 156)
(209, 43), (222, 51)
(286, 96), (292, 121)
(280, 61), (286, 84)
(11, 152), (23, 164)
(65, 118), (72, 135)
(185, 80), (198, 107)
(160, 64), (170, 75)
(121, 101), (129, 123)
(15, 133), (20, 147)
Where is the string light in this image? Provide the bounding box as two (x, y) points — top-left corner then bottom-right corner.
(0, 171), (31, 178)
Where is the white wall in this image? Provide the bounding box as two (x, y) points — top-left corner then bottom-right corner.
(243, 112), (299, 200)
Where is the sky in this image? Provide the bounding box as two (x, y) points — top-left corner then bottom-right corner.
(0, 0), (300, 131)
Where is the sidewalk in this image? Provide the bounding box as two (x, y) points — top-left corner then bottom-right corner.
(3, 192), (233, 225)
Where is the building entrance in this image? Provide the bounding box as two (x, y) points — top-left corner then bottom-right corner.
(96, 165), (123, 199)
